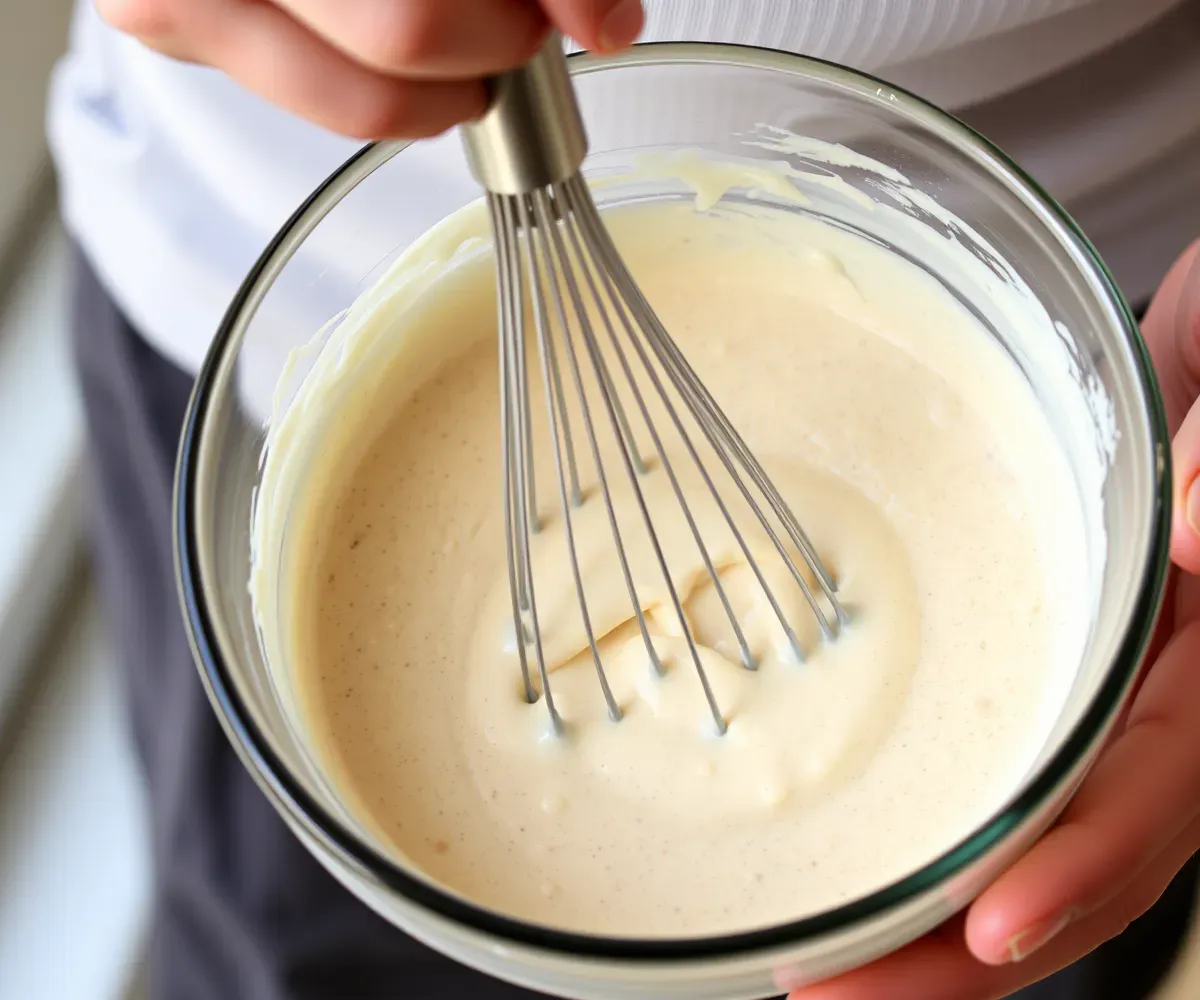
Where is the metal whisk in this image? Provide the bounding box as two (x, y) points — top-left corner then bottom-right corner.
(462, 35), (846, 737)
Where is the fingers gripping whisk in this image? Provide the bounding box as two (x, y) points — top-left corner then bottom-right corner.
(487, 179), (848, 737)
(466, 35), (846, 737)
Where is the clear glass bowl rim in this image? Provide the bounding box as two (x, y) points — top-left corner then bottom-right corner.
(174, 41), (1172, 962)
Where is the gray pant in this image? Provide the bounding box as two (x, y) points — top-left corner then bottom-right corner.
(70, 245), (1195, 999)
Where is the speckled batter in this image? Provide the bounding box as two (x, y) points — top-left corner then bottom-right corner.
(259, 196), (1089, 937)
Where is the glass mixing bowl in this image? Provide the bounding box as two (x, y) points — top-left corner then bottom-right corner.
(175, 44), (1170, 1000)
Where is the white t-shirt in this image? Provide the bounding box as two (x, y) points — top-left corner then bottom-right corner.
(48, 0), (1200, 376)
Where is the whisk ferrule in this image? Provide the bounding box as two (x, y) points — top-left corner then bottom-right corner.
(462, 33), (587, 195)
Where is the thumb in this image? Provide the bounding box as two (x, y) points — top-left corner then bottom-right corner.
(541, 0), (644, 52)
(1171, 398), (1200, 573)
(1141, 238), (1200, 436)
(1146, 241), (1200, 572)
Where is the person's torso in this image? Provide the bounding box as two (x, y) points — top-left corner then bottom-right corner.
(48, 0), (1200, 374)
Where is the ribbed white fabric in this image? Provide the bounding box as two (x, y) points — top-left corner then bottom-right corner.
(643, 0), (1117, 69)
(47, 0), (1199, 376)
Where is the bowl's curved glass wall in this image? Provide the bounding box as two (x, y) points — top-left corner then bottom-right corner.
(178, 46), (1167, 999)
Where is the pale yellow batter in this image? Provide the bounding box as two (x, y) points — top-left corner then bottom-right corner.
(253, 177), (1090, 937)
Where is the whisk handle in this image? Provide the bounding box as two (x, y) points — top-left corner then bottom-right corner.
(462, 32), (588, 195)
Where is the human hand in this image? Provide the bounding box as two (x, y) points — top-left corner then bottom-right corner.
(94, 0), (645, 139)
(785, 237), (1200, 1000)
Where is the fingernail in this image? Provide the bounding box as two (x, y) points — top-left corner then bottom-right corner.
(600, 0), (643, 51)
(1005, 909), (1078, 963)
(1187, 476), (1200, 540)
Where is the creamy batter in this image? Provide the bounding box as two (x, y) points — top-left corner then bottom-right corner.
(254, 174), (1090, 937)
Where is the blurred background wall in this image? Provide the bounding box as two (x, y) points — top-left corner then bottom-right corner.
(0, 2), (151, 998)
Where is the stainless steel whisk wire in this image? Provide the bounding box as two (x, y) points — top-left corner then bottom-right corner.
(466, 37), (847, 736)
